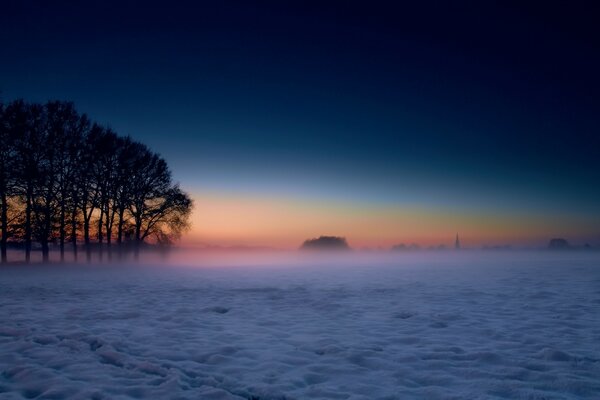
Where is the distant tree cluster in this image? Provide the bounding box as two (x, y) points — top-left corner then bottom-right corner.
(300, 236), (350, 251)
(548, 238), (570, 250)
(0, 99), (193, 263)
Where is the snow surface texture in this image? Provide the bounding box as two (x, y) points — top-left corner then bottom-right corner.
(1, 252), (599, 399)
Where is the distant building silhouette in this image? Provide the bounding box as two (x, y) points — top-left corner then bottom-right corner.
(455, 234), (461, 250)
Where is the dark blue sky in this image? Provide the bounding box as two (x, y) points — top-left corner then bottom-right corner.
(2, 1), (600, 245)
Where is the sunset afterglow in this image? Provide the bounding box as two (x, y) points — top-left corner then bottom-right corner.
(184, 190), (599, 249)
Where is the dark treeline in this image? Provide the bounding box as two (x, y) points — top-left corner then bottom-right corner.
(0, 99), (193, 264)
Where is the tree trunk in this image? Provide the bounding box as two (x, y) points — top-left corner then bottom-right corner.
(105, 209), (113, 262)
(1, 191), (7, 264)
(59, 199), (66, 262)
(42, 194), (52, 264)
(106, 232), (112, 261)
(25, 185), (33, 263)
(117, 206), (125, 259)
(134, 219), (142, 260)
(71, 205), (78, 262)
(97, 205), (104, 262)
(41, 239), (49, 263)
(83, 210), (91, 262)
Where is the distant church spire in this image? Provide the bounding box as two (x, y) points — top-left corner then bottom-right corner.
(455, 233), (461, 250)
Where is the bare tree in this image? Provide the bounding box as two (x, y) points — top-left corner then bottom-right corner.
(90, 127), (119, 260)
(7, 102), (46, 262)
(78, 124), (104, 261)
(0, 99), (193, 263)
(127, 147), (193, 257)
(46, 102), (86, 261)
(0, 101), (13, 263)
(139, 185), (193, 245)
(114, 137), (138, 257)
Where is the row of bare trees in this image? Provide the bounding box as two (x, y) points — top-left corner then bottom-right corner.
(0, 99), (193, 263)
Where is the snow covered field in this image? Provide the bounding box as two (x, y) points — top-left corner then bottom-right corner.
(1, 252), (599, 399)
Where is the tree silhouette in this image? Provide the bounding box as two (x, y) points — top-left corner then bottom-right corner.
(0, 99), (193, 264)
(0, 100), (14, 263)
(300, 236), (350, 251)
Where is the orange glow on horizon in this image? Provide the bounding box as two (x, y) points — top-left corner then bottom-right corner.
(181, 191), (597, 249)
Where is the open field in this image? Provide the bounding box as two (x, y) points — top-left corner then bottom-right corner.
(1, 252), (599, 399)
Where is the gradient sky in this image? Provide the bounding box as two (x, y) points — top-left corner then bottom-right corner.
(2, 1), (600, 248)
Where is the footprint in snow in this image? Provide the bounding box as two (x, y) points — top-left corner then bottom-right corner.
(207, 306), (230, 314)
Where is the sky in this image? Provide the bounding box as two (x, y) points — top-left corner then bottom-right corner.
(2, 1), (600, 248)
